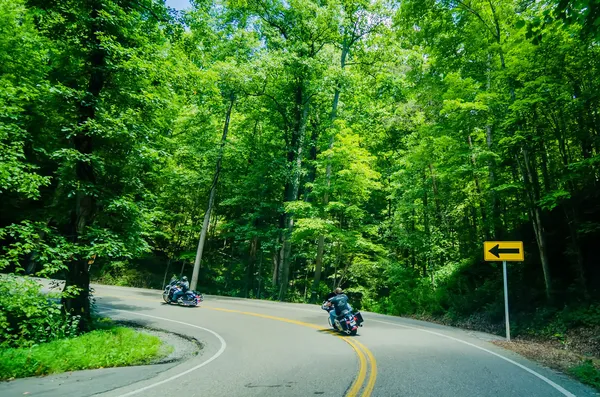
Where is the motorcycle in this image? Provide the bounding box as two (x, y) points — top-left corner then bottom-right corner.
(163, 279), (203, 307)
(321, 301), (364, 336)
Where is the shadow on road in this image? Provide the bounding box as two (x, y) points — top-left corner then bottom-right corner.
(95, 296), (203, 312)
(316, 329), (362, 338)
(135, 291), (164, 298)
(94, 297), (157, 312)
(208, 295), (247, 301)
(317, 329), (337, 334)
(159, 302), (202, 310)
(317, 329), (343, 337)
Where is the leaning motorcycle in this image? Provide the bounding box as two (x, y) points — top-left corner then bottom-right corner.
(163, 280), (203, 307)
(321, 301), (364, 336)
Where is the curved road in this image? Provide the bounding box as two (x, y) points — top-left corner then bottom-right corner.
(34, 282), (600, 396)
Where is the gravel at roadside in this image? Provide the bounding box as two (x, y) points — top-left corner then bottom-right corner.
(113, 320), (203, 364)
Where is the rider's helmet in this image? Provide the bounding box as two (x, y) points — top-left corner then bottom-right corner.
(182, 276), (188, 281)
(335, 287), (343, 294)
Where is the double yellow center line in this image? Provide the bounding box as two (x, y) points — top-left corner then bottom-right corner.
(344, 335), (377, 397)
(208, 307), (377, 397)
(97, 294), (377, 396)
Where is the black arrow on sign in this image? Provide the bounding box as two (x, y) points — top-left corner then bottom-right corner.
(489, 244), (520, 258)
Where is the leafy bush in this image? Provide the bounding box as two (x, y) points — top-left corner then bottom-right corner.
(0, 275), (81, 348)
(371, 264), (445, 316)
(0, 221), (72, 277)
(510, 304), (600, 340)
(561, 305), (600, 329)
(568, 360), (600, 390)
(92, 260), (165, 289)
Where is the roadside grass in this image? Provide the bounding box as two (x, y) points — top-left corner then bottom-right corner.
(569, 360), (600, 390)
(0, 323), (172, 380)
(493, 340), (600, 391)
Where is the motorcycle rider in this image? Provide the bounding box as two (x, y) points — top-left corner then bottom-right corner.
(171, 276), (189, 303)
(322, 291), (337, 326)
(326, 287), (353, 329)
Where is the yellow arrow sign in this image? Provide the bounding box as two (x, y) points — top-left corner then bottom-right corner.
(484, 241), (524, 262)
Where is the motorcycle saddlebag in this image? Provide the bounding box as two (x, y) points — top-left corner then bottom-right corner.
(354, 311), (364, 325)
(336, 313), (351, 330)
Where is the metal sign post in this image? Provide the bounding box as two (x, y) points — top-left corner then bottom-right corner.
(484, 241), (523, 342)
(502, 260), (510, 341)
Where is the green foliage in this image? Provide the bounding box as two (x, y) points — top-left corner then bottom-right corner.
(568, 360), (600, 390)
(0, 276), (81, 348)
(514, 305), (600, 339)
(0, 0), (51, 199)
(92, 260), (165, 289)
(0, 326), (170, 380)
(0, 221), (73, 276)
(380, 266), (441, 315)
(561, 305), (600, 329)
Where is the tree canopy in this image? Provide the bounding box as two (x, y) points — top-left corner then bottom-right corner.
(1, 0), (599, 333)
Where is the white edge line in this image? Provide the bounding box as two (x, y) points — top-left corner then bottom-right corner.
(370, 318), (577, 397)
(96, 305), (227, 397)
(253, 298), (577, 397)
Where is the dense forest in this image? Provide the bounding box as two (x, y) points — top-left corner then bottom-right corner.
(1, 0), (599, 337)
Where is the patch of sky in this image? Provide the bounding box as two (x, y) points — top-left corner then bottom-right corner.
(165, 0), (191, 11)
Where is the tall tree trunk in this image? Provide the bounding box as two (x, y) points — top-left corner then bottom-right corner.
(337, 255), (353, 288)
(470, 206), (479, 247)
(62, 0), (105, 331)
(310, 44), (349, 303)
(563, 205), (588, 297)
(411, 208), (417, 269)
(162, 258), (172, 289)
(279, 82), (310, 301)
(208, 204), (218, 239)
(310, 234), (326, 302)
(303, 117), (320, 201)
(423, 172), (430, 277)
(485, 53), (501, 239)
(244, 236), (259, 298)
(428, 163), (449, 235)
(519, 149), (553, 300)
(539, 139), (552, 192)
(553, 106), (589, 297)
(468, 135), (489, 239)
(190, 94), (235, 291)
(429, 163), (447, 266)
(256, 251), (263, 299)
(272, 246), (279, 287)
(331, 241), (341, 289)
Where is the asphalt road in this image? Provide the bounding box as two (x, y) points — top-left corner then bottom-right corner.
(9, 281), (600, 397)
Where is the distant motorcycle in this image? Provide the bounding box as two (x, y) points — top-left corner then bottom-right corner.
(163, 280), (203, 307)
(321, 301), (364, 336)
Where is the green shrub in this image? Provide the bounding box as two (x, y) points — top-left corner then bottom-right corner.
(0, 326), (170, 380)
(568, 360), (600, 390)
(561, 305), (600, 329)
(91, 260), (165, 289)
(510, 305), (600, 339)
(0, 275), (81, 348)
